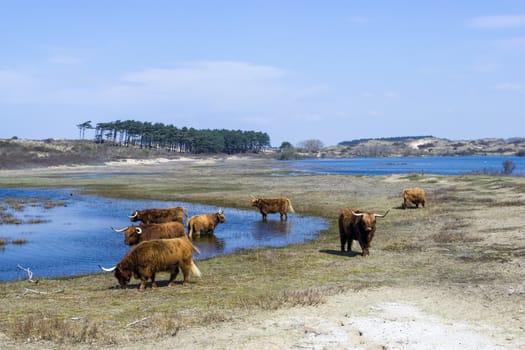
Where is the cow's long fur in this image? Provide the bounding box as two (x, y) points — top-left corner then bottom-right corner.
(118, 222), (186, 246)
(114, 237), (201, 291)
(251, 197), (295, 221)
(187, 211), (226, 239)
(338, 208), (388, 256)
(402, 187), (426, 209)
(129, 206), (189, 224)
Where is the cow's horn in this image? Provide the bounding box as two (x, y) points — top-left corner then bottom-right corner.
(374, 209), (390, 218)
(98, 264), (116, 272)
(136, 227), (142, 235)
(128, 211), (138, 219)
(111, 226), (128, 232)
(351, 210), (364, 217)
(218, 208), (223, 214)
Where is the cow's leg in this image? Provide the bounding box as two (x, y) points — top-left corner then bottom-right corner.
(262, 211), (267, 221)
(181, 264), (191, 285)
(151, 273), (158, 289)
(139, 279), (147, 291)
(358, 240), (369, 256)
(340, 233), (347, 252)
(168, 267), (179, 287)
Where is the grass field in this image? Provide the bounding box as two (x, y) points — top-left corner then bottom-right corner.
(0, 157), (524, 348)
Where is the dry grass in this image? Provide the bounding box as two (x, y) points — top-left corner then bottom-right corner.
(0, 159), (524, 347)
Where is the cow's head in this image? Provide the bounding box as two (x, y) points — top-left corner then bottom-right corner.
(128, 210), (140, 222)
(251, 198), (260, 207)
(351, 210), (389, 255)
(112, 226), (142, 245)
(216, 209), (226, 223)
(114, 265), (132, 287)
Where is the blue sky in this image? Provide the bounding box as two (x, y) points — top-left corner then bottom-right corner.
(1, 1), (524, 147)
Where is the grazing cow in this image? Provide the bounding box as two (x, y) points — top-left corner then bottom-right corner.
(112, 221), (186, 246)
(99, 237), (201, 291)
(187, 209), (226, 239)
(129, 206), (189, 224)
(251, 197), (295, 221)
(402, 187), (426, 209)
(338, 208), (389, 256)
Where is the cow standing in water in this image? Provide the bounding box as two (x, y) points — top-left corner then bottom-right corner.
(251, 197), (295, 221)
(187, 209), (226, 239)
(129, 206), (189, 224)
(112, 221), (186, 246)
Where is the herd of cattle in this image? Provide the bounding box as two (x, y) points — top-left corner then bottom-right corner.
(99, 188), (426, 291)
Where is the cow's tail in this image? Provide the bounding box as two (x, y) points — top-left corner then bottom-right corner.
(191, 260), (202, 278)
(187, 223), (194, 240)
(287, 198), (295, 213)
(190, 240), (201, 255)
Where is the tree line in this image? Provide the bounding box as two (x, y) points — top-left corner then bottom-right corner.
(78, 120), (271, 154)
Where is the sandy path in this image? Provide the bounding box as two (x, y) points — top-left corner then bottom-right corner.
(112, 287), (520, 350)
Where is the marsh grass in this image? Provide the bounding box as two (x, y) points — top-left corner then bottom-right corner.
(11, 239), (28, 245)
(0, 197), (66, 225)
(43, 200), (66, 209)
(0, 162), (524, 346)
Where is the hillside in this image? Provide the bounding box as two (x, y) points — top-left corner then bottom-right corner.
(319, 136), (525, 158)
(1, 137), (524, 170)
(0, 138), (185, 170)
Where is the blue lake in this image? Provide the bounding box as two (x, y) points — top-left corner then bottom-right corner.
(0, 188), (327, 282)
(284, 156), (525, 176)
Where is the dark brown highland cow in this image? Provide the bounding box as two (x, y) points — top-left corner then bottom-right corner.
(112, 221), (186, 245)
(129, 206), (189, 224)
(338, 208), (389, 256)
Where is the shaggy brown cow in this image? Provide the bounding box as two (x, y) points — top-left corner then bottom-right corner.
(402, 187), (426, 209)
(251, 197), (295, 221)
(112, 221), (186, 246)
(187, 209), (226, 239)
(129, 206), (189, 224)
(99, 236), (201, 291)
(338, 208), (389, 256)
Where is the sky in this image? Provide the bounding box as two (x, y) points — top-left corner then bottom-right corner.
(1, 1), (524, 147)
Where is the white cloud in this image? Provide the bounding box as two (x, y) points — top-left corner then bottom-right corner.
(100, 61), (290, 110)
(468, 15), (525, 29)
(49, 55), (83, 65)
(494, 36), (525, 50)
(494, 82), (524, 93)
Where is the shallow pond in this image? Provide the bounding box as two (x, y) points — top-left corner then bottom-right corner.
(0, 188), (328, 282)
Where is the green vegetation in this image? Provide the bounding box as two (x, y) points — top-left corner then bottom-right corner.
(94, 119), (270, 154)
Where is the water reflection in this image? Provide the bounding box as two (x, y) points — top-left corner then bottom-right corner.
(0, 188), (327, 282)
(191, 234), (226, 256)
(252, 220), (291, 240)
